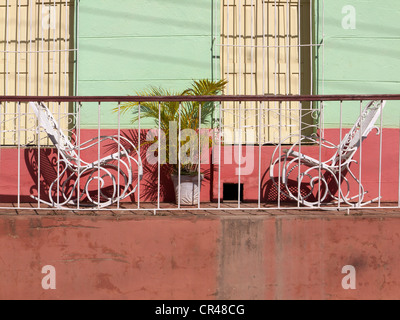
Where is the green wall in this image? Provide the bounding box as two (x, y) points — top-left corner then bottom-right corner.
(315, 0), (400, 127)
(76, 0), (400, 129)
(77, 0), (216, 129)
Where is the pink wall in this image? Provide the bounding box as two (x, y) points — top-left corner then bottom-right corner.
(0, 128), (399, 204)
(1, 213), (400, 300)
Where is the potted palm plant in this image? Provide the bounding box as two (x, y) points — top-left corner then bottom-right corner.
(116, 79), (227, 205)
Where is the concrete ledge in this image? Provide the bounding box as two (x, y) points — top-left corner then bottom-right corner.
(1, 210), (400, 299)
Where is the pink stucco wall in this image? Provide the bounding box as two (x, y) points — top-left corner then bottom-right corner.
(1, 128), (399, 204)
(1, 212), (400, 300)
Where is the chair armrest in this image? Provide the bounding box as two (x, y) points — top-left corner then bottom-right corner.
(79, 135), (142, 171)
(285, 149), (332, 171)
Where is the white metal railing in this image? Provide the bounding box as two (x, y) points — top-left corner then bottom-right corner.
(0, 94), (399, 214)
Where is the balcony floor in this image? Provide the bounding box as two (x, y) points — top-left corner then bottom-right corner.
(1, 202), (400, 217)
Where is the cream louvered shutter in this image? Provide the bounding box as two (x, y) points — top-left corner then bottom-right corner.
(0, 0), (75, 146)
(220, 0), (313, 144)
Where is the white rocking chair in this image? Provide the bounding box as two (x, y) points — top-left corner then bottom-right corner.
(269, 100), (386, 207)
(29, 101), (143, 208)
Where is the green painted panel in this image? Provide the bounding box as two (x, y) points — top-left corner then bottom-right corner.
(321, 38), (400, 83)
(315, 0), (400, 127)
(79, 0), (212, 38)
(76, 0), (400, 129)
(78, 102), (128, 129)
(77, 0), (216, 128)
(322, 100), (400, 129)
(79, 80), (201, 96)
(316, 0), (400, 39)
(78, 80), (202, 129)
(78, 36), (212, 82)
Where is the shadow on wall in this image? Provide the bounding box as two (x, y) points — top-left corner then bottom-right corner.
(260, 168), (349, 204)
(23, 130), (212, 205)
(105, 129), (212, 203)
(11, 128), (397, 205)
(24, 148), (140, 206)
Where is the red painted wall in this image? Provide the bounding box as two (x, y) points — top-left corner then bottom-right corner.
(1, 128), (399, 204)
(1, 213), (400, 300)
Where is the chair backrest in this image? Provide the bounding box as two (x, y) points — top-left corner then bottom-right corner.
(29, 102), (79, 162)
(334, 100), (386, 164)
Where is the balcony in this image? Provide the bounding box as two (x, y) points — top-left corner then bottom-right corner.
(1, 94), (399, 215)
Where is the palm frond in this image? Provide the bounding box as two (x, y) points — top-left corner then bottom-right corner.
(182, 79), (227, 96)
(112, 79), (227, 174)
